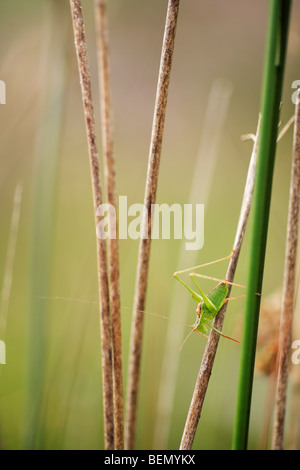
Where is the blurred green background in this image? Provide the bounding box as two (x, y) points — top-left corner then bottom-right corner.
(0, 0), (299, 450)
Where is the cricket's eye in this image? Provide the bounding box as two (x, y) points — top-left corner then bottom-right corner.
(196, 303), (201, 317)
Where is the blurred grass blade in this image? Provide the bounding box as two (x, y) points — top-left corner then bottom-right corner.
(0, 182), (22, 340)
(232, 0), (292, 450)
(26, 1), (70, 449)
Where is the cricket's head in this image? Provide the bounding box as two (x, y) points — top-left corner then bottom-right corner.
(196, 302), (203, 317)
(192, 303), (202, 330)
(192, 316), (200, 331)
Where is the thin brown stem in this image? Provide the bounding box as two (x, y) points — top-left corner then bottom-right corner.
(69, 0), (114, 450)
(180, 115), (261, 450)
(125, 0), (180, 450)
(272, 94), (300, 450)
(94, 0), (124, 450)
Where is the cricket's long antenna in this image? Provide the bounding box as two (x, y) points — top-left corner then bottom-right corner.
(136, 308), (193, 330)
(180, 328), (208, 351)
(180, 329), (196, 351)
(38, 295), (98, 305)
(38, 295), (197, 333)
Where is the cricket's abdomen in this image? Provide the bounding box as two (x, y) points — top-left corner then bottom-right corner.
(208, 282), (228, 309)
(201, 282), (228, 320)
(194, 282), (229, 333)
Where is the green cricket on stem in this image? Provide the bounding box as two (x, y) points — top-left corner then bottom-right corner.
(173, 249), (254, 346)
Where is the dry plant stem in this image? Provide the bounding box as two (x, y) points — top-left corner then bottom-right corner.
(94, 0), (124, 450)
(180, 115), (261, 450)
(272, 96), (300, 450)
(70, 0), (114, 450)
(125, 0), (180, 450)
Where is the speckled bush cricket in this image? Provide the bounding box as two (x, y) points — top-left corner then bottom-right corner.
(173, 250), (246, 347)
